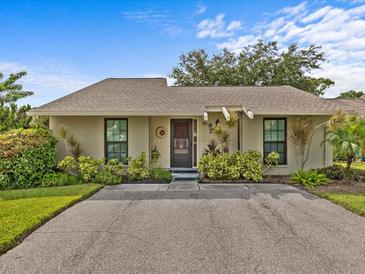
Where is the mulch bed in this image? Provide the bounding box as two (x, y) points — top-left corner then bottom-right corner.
(198, 175), (291, 184)
(311, 181), (365, 194)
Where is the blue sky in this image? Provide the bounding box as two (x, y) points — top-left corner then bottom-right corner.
(1, 0), (365, 106)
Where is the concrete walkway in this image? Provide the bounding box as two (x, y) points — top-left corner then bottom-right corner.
(1, 184), (365, 273)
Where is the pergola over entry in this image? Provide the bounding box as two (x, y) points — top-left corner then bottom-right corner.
(203, 105), (254, 122)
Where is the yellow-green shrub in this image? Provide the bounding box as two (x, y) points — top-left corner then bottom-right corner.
(0, 128), (56, 189)
(198, 151), (263, 182)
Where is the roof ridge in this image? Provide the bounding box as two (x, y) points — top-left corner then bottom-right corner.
(169, 85), (292, 88)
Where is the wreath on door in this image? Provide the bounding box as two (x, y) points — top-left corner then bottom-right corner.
(155, 126), (167, 139)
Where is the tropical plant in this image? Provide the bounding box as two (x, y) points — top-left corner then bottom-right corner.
(289, 116), (316, 170)
(315, 165), (360, 181)
(95, 171), (121, 185)
(325, 112), (365, 174)
(127, 152), (149, 181)
(58, 126), (85, 160)
(151, 146), (161, 166)
(212, 110), (238, 153)
(78, 156), (103, 182)
(263, 151), (280, 174)
(40, 172), (80, 187)
(291, 170), (330, 187)
(203, 139), (221, 155)
(150, 167), (172, 181)
(170, 41), (334, 96)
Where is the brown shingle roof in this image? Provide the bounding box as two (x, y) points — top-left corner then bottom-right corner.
(327, 98), (365, 117)
(28, 78), (346, 116)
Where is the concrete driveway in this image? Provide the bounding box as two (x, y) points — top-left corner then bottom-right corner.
(1, 184), (365, 273)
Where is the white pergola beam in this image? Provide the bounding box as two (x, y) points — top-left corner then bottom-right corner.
(222, 107), (230, 121)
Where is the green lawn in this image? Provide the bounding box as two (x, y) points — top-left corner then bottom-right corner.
(0, 184), (102, 253)
(315, 192), (365, 216)
(335, 161), (365, 171)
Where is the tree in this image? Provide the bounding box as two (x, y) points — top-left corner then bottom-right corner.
(170, 41), (334, 96)
(325, 111), (365, 175)
(0, 71), (33, 103)
(0, 103), (32, 132)
(336, 90), (364, 99)
(0, 71), (36, 132)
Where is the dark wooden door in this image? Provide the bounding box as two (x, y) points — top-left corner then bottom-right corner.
(171, 119), (192, 168)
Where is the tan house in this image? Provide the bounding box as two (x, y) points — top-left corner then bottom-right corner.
(28, 78), (352, 175)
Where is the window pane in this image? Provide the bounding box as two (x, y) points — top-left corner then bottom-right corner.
(264, 131), (271, 141)
(271, 131), (277, 141)
(264, 143), (270, 153)
(278, 120), (285, 130)
(278, 143), (284, 153)
(120, 120), (127, 130)
(271, 120), (278, 130)
(107, 120), (114, 130)
(278, 131), (285, 141)
(264, 120), (271, 130)
(263, 119), (286, 165)
(271, 143), (277, 152)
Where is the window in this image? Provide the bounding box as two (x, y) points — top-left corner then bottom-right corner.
(105, 119), (128, 163)
(264, 118), (286, 164)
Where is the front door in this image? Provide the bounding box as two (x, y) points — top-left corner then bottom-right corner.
(171, 119), (192, 168)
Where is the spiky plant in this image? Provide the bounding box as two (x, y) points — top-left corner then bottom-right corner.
(289, 116), (315, 170)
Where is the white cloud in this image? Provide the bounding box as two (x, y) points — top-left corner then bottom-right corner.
(281, 1), (308, 16)
(195, 4), (207, 15)
(0, 59), (94, 105)
(122, 9), (182, 36)
(197, 14), (242, 39)
(209, 1), (365, 97)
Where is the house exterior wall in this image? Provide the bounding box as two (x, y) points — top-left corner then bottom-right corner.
(49, 114), (332, 175)
(241, 115), (333, 175)
(49, 116), (150, 164)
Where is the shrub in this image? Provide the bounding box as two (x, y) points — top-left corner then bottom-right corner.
(151, 146), (160, 166)
(0, 128), (56, 189)
(40, 173), (80, 187)
(198, 151), (263, 182)
(127, 152), (149, 181)
(104, 159), (124, 176)
(315, 165), (360, 181)
(78, 156), (103, 182)
(150, 167), (172, 181)
(95, 171), (121, 185)
(291, 170), (330, 187)
(57, 156), (78, 175)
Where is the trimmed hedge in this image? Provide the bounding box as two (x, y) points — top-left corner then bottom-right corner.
(198, 151), (263, 182)
(0, 128), (57, 190)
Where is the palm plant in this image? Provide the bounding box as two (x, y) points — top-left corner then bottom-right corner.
(212, 110), (238, 153)
(325, 113), (365, 174)
(288, 116), (316, 170)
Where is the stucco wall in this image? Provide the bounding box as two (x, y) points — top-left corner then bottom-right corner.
(241, 115), (333, 175)
(49, 114), (332, 174)
(150, 116), (170, 168)
(49, 116), (150, 164)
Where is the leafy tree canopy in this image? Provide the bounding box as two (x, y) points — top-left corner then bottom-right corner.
(0, 71), (33, 104)
(170, 40), (334, 96)
(336, 90), (364, 99)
